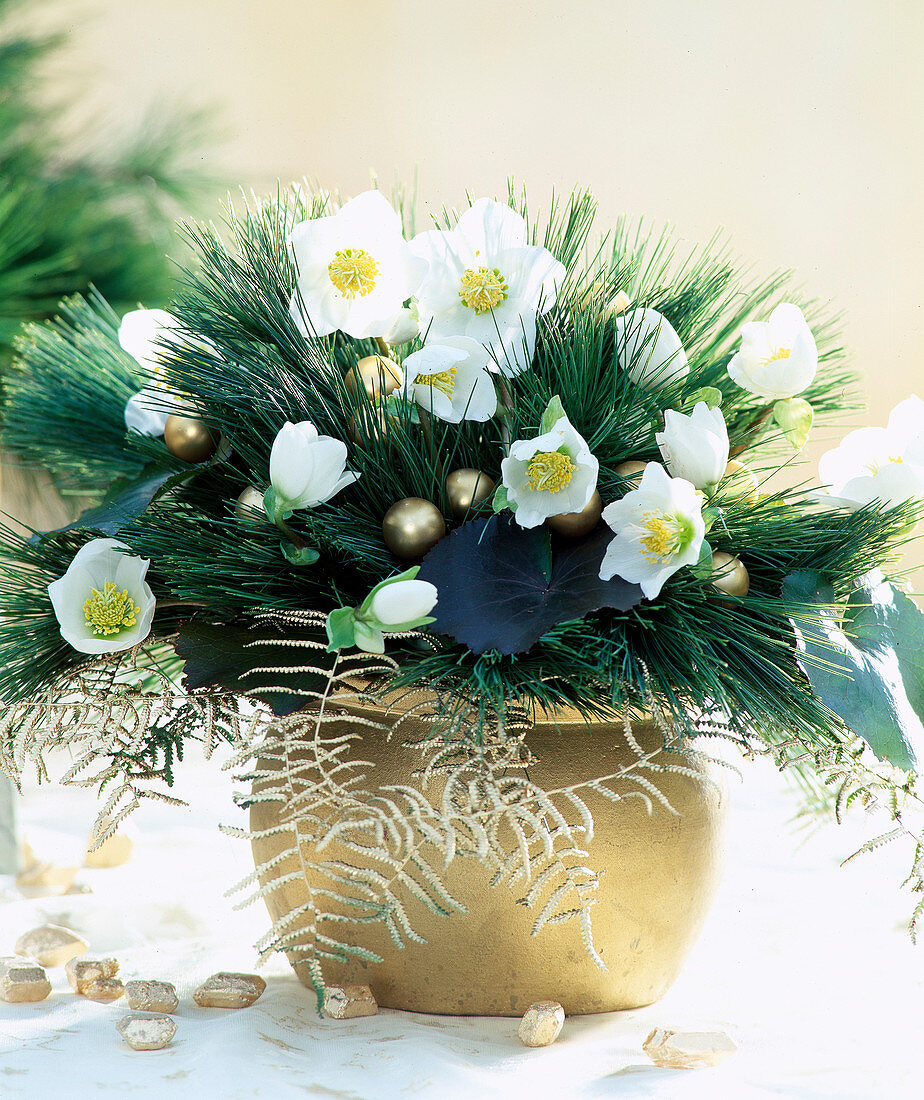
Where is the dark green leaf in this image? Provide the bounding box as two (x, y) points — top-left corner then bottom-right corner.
(417, 516), (643, 655)
(783, 570), (923, 769)
(41, 466), (177, 537)
(177, 619), (333, 717)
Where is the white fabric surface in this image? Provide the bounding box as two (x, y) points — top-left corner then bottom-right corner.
(2, 748), (923, 1099)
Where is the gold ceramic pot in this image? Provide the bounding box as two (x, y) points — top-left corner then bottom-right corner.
(250, 703), (727, 1017)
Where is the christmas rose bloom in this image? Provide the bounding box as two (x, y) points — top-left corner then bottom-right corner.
(288, 190), (426, 340)
(615, 308), (689, 388)
(270, 421), (360, 513)
(656, 401), (729, 490)
(397, 337), (497, 424)
(815, 395), (924, 509)
(501, 413), (599, 529)
(47, 538), (156, 654)
(599, 462), (705, 599)
(727, 302), (817, 399)
(409, 198), (566, 377)
(119, 308), (185, 436)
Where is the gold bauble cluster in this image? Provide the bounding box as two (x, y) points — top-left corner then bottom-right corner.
(382, 498), (447, 559)
(710, 551), (750, 599)
(445, 468), (495, 522)
(164, 414), (218, 463)
(548, 490), (603, 537)
(345, 355), (402, 400)
(235, 486), (267, 525)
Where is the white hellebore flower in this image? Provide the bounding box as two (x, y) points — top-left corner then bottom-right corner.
(119, 308), (185, 437)
(727, 302), (817, 399)
(118, 308), (181, 374)
(656, 401), (729, 490)
(288, 190), (426, 340)
(410, 198), (566, 377)
(599, 462), (705, 600)
(269, 421), (359, 513)
(398, 337), (497, 424)
(816, 395), (924, 509)
(615, 308), (689, 388)
(501, 414), (599, 529)
(47, 538), (156, 655)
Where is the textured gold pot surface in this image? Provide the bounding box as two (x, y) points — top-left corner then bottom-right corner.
(250, 703), (727, 1017)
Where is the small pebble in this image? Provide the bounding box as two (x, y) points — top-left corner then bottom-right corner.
(15, 860), (78, 897)
(0, 956), (51, 1003)
(117, 1012), (177, 1051)
(643, 1027), (737, 1069)
(85, 977), (124, 1002)
(66, 955), (119, 994)
(84, 831), (133, 869)
(323, 984), (378, 1019)
(15, 923), (88, 968)
(125, 979), (178, 1014)
(193, 972), (265, 1009)
(518, 1001), (565, 1047)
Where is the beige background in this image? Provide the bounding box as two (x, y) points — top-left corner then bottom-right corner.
(32, 0), (924, 574)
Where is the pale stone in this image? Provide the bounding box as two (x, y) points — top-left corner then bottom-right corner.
(0, 956), (51, 1003)
(15, 859), (78, 896)
(85, 977), (124, 1002)
(643, 1027), (737, 1069)
(15, 923), (88, 968)
(117, 1012), (177, 1051)
(125, 979), (178, 1013)
(518, 1000), (565, 1047)
(323, 984), (378, 1019)
(193, 971), (266, 1009)
(66, 955), (119, 994)
(84, 831), (133, 869)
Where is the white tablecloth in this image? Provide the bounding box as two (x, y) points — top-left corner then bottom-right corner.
(2, 748), (923, 1099)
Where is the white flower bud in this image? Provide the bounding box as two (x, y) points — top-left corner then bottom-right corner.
(269, 421), (359, 512)
(369, 579), (438, 626)
(615, 308), (689, 388)
(656, 402), (729, 490)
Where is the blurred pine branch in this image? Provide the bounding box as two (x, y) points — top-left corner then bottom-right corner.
(0, 0), (220, 357)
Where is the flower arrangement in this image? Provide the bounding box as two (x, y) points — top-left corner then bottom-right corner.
(2, 183), (924, 1003)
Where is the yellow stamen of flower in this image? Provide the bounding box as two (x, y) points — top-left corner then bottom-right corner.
(459, 266), (508, 314)
(414, 367), (457, 398)
(765, 347), (791, 364)
(866, 455), (904, 475)
(328, 248), (379, 298)
(525, 450), (576, 493)
(83, 581), (139, 637)
(640, 511), (686, 564)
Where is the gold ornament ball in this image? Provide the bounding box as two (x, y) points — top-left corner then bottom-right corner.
(445, 468), (496, 522)
(722, 459), (759, 504)
(164, 414), (218, 463)
(235, 486), (267, 525)
(548, 490), (603, 537)
(349, 407), (397, 448)
(382, 498), (447, 559)
(615, 460), (648, 485)
(346, 355), (403, 400)
(711, 551), (750, 599)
